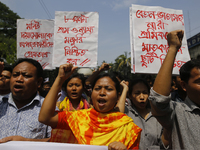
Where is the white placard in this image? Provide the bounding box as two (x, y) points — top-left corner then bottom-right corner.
(17, 19), (54, 70)
(130, 4), (190, 74)
(53, 11), (99, 67)
(0, 141), (108, 150)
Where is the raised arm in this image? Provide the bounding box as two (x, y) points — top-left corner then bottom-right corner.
(153, 30), (184, 96)
(115, 80), (129, 113)
(39, 63), (77, 128)
(149, 30), (184, 149)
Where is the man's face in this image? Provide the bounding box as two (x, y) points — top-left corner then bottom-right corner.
(182, 67), (200, 106)
(10, 62), (42, 104)
(0, 70), (11, 91)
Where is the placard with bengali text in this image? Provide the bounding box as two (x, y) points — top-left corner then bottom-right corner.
(130, 4), (190, 74)
(53, 11), (99, 67)
(17, 19), (54, 70)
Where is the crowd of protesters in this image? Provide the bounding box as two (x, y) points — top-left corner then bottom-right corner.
(0, 30), (200, 150)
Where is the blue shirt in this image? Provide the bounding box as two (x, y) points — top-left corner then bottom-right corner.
(0, 93), (51, 139)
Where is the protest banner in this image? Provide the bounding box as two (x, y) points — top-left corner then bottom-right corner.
(53, 11), (99, 67)
(17, 19), (54, 70)
(130, 4), (190, 74)
(0, 141), (107, 150)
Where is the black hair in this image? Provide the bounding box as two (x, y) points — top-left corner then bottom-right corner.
(3, 64), (13, 74)
(62, 73), (85, 92)
(91, 73), (120, 94)
(140, 74), (152, 81)
(180, 59), (200, 83)
(128, 78), (150, 96)
(12, 58), (43, 78)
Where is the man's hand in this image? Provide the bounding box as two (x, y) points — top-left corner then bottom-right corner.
(0, 136), (50, 143)
(99, 63), (111, 72)
(108, 141), (127, 150)
(0, 136), (27, 143)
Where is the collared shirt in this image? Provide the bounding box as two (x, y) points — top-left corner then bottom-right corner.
(0, 93), (10, 101)
(171, 90), (184, 102)
(125, 104), (163, 150)
(149, 88), (200, 150)
(0, 93), (51, 139)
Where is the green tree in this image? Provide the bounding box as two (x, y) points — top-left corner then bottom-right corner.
(114, 52), (131, 76)
(0, 2), (21, 64)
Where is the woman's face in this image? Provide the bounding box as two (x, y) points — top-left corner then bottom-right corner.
(91, 76), (118, 113)
(66, 77), (83, 101)
(130, 82), (149, 110)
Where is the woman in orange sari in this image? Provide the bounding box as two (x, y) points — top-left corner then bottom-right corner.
(39, 63), (141, 150)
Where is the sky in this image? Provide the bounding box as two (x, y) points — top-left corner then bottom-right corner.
(1, 0), (200, 66)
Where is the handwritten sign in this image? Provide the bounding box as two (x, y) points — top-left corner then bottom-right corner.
(0, 141), (107, 150)
(17, 19), (54, 70)
(130, 4), (190, 74)
(53, 11), (99, 67)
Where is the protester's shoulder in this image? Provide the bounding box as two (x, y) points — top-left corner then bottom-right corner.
(125, 105), (138, 117)
(33, 93), (45, 106)
(0, 93), (10, 100)
(0, 95), (4, 103)
(178, 97), (200, 112)
(0, 93), (11, 106)
(149, 88), (191, 110)
(39, 95), (45, 104)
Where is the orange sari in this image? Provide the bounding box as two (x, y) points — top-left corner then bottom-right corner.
(50, 97), (90, 143)
(54, 108), (142, 149)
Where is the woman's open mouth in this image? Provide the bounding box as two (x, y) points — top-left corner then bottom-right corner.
(97, 99), (107, 107)
(71, 92), (78, 97)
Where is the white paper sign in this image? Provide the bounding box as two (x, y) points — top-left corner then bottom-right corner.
(130, 4), (190, 74)
(0, 141), (108, 150)
(17, 19), (54, 70)
(53, 11), (99, 67)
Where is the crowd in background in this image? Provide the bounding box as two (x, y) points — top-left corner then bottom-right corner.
(0, 30), (200, 150)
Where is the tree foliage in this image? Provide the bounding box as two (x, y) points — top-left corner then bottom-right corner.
(114, 52), (131, 76)
(0, 2), (21, 64)
(99, 52), (145, 80)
